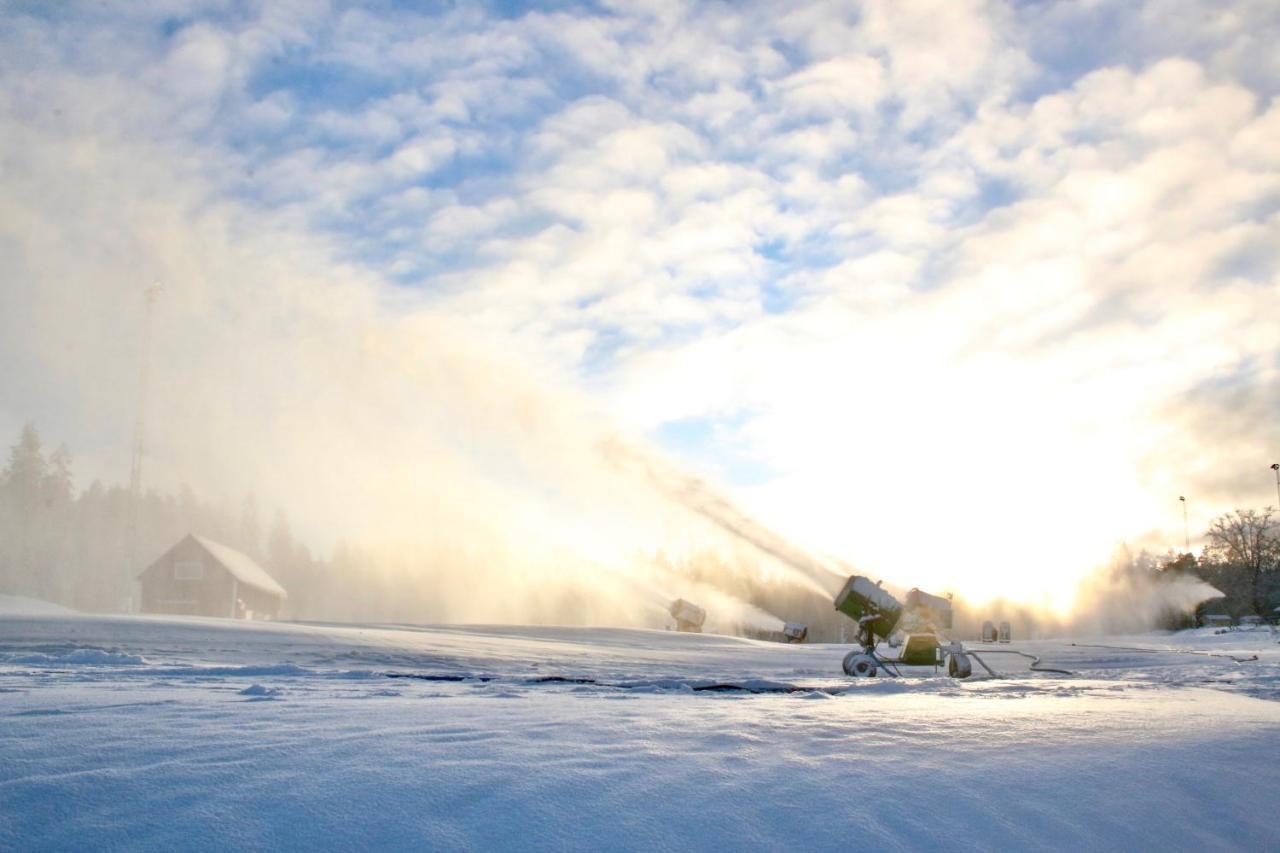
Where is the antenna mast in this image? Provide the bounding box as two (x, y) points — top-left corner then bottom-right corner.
(126, 283), (163, 586)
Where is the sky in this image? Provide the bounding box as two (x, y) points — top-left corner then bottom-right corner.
(1, 0), (1278, 611)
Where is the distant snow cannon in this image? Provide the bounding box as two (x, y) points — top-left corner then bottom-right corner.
(669, 598), (706, 633)
(782, 622), (808, 644)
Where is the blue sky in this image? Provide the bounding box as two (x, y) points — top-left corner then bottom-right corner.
(2, 0), (1278, 603)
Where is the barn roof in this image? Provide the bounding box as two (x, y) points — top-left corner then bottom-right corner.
(140, 534), (287, 599)
(190, 536), (288, 599)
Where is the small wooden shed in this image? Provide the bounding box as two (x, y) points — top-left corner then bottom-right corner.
(138, 534), (287, 620)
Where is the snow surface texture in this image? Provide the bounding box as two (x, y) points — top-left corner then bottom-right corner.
(2, 610), (1279, 851)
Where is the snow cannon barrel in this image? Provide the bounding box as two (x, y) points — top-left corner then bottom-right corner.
(782, 622), (808, 643)
(669, 598), (706, 633)
(905, 588), (953, 630)
(833, 576), (902, 640)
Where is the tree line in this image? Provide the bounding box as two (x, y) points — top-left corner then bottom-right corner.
(0, 422), (717, 624)
(1178, 507), (1280, 624)
(1, 422), (1276, 632)
(0, 423), (337, 617)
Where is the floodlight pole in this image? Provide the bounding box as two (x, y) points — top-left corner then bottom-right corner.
(1178, 495), (1188, 552)
(1271, 463), (1280, 509)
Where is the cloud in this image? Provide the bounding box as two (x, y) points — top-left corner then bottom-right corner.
(1, 0), (1278, 615)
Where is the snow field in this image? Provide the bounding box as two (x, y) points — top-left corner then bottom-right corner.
(2, 607), (1279, 851)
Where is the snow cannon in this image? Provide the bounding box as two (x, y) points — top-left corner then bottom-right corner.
(669, 598), (706, 633)
(834, 575), (902, 641)
(782, 622), (808, 644)
(905, 588), (952, 630)
(834, 576), (976, 679)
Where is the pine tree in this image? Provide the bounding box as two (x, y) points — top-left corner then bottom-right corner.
(267, 510), (295, 575)
(239, 493), (262, 558)
(1, 424), (49, 596)
(44, 444), (73, 509)
(2, 423), (48, 511)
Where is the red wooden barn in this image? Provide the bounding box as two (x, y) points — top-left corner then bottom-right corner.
(138, 534), (286, 620)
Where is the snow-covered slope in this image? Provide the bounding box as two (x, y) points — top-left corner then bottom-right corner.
(0, 594), (76, 616)
(2, 612), (1278, 851)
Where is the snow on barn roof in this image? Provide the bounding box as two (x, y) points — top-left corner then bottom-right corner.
(189, 536), (288, 599)
(137, 534), (288, 599)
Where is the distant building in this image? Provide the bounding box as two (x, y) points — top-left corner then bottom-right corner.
(138, 534), (286, 620)
(1199, 613), (1232, 628)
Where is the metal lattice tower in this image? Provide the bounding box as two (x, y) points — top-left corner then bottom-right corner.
(125, 283), (163, 582)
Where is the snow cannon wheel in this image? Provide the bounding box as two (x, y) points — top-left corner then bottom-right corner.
(843, 652), (878, 678)
(947, 653), (972, 679)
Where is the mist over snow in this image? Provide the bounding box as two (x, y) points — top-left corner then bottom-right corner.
(1, 0), (1278, 624)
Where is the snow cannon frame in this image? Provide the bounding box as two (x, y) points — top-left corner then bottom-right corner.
(898, 633), (941, 666)
(669, 598), (706, 633)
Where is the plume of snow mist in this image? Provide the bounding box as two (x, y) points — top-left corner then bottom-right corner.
(1067, 554), (1223, 635)
(673, 581), (787, 634)
(0, 82), (845, 630)
(599, 438), (845, 600)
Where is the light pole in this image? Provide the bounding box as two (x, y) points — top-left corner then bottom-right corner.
(1271, 463), (1279, 508)
(1178, 495), (1188, 552)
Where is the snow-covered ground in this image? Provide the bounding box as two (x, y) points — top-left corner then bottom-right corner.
(2, 599), (1278, 851)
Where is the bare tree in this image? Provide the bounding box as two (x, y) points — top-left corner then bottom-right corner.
(1204, 509), (1278, 616)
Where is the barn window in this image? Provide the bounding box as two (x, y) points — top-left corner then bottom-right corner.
(173, 559), (204, 580)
